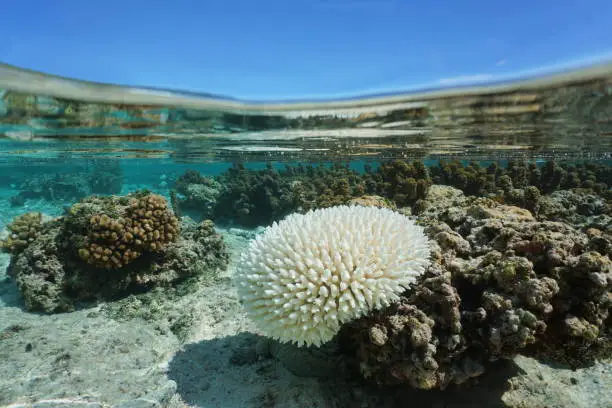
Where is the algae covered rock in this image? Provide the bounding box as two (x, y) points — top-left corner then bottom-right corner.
(536, 190), (611, 230)
(5, 192), (229, 313)
(347, 195), (396, 209)
(7, 222), (73, 312)
(147, 219), (229, 285)
(341, 185), (612, 389)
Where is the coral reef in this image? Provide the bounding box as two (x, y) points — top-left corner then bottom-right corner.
(347, 195), (396, 209)
(172, 170), (223, 219)
(5, 192), (228, 313)
(429, 160), (496, 196)
(148, 218), (229, 285)
(176, 164), (290, 226)
(176, 163), (371, 226)
(366, 160), (431, 206)
(340, 185), (611, 389)
(171, 159), (610, 228)
(11, 173), (90, 204)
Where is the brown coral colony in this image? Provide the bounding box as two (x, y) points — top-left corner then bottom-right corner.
(78, 194), (179, 269)
(0, 212), (43, 255)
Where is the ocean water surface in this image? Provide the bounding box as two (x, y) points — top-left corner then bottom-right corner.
(0, 62), (610, 408)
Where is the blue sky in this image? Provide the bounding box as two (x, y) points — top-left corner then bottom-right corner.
(1, 0), (612, 100)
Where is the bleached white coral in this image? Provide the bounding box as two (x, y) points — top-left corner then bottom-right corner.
(236, 204), (432, 348)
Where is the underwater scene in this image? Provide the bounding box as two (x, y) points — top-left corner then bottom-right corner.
(0, 63), (611, 408)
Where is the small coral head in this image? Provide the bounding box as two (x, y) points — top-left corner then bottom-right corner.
(235, 204), (432, 348)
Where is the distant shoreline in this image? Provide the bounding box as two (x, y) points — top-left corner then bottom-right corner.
(1, 59), (612, 113)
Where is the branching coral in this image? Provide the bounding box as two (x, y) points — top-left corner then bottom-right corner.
(173, 170), (222, 218)
(423, 159), (611, 208)
(174, 163), (372, 227)
(369, 160), (431, 205)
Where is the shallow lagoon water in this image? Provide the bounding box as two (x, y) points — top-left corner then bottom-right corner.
(0, 63), (611, 408)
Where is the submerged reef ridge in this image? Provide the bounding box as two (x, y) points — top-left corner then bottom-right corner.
(8, 159), (124, 206)
(236, 204), (432, 347)
(174, 163), (372, 226)
(172, 159), (610, 228)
